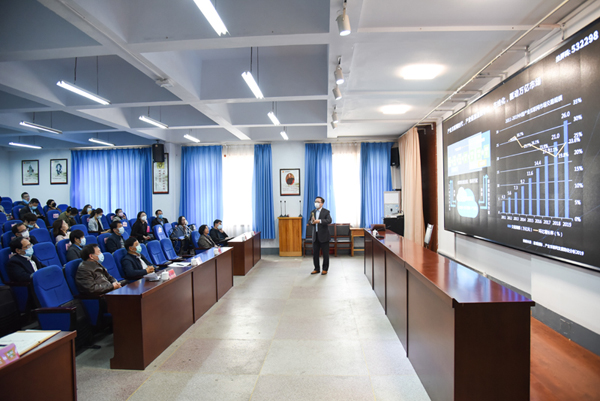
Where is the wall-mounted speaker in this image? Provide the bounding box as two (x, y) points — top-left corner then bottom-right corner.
(152, 144), (165, 163)
(390, 146), (399, 167)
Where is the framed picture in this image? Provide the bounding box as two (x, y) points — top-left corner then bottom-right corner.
(153, 153), (169, 194)
(50, 159), (68, 184)
(280, 168), (300, 196)
(22, 160), (39, 185)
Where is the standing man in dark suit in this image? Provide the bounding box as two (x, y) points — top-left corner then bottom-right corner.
(7, 237), (46, 283)
(310, 196), (332, 275)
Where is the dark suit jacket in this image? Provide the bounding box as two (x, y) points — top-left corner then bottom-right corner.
(66, 244), (82, 262)
(19, 206), (44, 221)
(310, 208), (332, 243)
(151, 217), (169, 227)
(6, 254), (46, 282)
(75, 260), (116, 295)
(198, 234), (217, 249)
(121, 253), (153, 279)
(131, 221), (149, 242)
(209, 228), (229, 245)
(106, 233), (125, 253)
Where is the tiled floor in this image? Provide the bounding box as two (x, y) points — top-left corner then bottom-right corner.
(76, 255), (431, 401)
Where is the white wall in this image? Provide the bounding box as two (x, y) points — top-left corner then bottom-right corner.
(153, 143), (181, 222)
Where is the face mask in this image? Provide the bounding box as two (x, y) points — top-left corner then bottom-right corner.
(141, 216), (147, 222)
(26, 224), (34, 229)
(218, 224), (223, 230)
(80, 237), (87, 246)
(118, 227), (125, 235)
(21, 230), (30, 239)
(98, 215), (103, 219)
(135, 245), (142, 254)
(25, 247), (34, 258)
(97, 253), (105, 263)
(314, 203), (320, 209)
(87, 208), (92, 213)
(118, 212), (124, 217)
(23, 199), (29, 204)
(31, 205), (37, 210)
(52, 203), (56, 208)
(158, 214), (163, 219)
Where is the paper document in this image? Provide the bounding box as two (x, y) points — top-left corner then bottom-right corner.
(146, 272), (160, 281)
(0, 330), (60, 355)
(170, 262), (190, 267)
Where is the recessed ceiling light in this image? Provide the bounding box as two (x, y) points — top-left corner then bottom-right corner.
(380, 105), (411, 115)
(400, 64), (444, 80)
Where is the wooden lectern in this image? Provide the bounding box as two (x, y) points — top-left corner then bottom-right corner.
(278, 217), (302, 256)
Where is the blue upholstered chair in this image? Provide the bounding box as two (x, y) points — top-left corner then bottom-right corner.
(33, 242), (62, 267)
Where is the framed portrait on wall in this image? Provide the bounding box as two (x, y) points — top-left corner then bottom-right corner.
(50, 159), (68, 184)
(22, 160), (39, 185)
(280, 168), (300, 196)
(153, 153), (169, 194)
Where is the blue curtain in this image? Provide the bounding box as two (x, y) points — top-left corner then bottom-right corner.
(302, 143), (336, 237)
(360, 142), (393, 228)
(180, 145), (223, 228)
(71, 148), (153, 217)
(252, 144), (275, 239)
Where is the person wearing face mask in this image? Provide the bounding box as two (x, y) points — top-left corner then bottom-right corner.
(151, 209), (169, 227)
(209, 219), (230, 246)
(88, 208), (109, 234)
(53, 219), (71, 242)
(82, 204), (93, 216)
(171, 216), (193, 253)
(76, 244), (121, 296)
(197, 224), (218, 250)
(131, 211), (153, 243)
(19, 192), (30, 206)
(106, 221), (126, 253)
(66, 230), (86, 262)
(12, 223), (39, 245)
(19, 198), (44, 222)
(57, 207), (78, 227)
(121, 237), (155, 279)
(46, 199), (60, 211)
(7, 237), (46, 283)
(22, 213), (40, 231)
(309, 196), (332, 275)
(112, 208), (127, 222)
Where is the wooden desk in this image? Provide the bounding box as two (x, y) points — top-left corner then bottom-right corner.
(350, 228), (364, 256)
(106, 248), (233, 370)
(365, 230), (534, 401)
(0, 331), (77, 401)
(229, 231), (261, 276)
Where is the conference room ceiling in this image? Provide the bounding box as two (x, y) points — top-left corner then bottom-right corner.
(0, 0), (590, 149)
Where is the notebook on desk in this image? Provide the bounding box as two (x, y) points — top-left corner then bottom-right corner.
(0, 330), (60, 356)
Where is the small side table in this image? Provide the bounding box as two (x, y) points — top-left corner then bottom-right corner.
(350, 228), (365, 256)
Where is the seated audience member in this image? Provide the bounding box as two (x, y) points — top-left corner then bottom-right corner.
(121, 237), (155, 279)
(106, 221), (126, 253)
(46, 199), (60, 211)
(59, 207), (79, 227)
(197, 224), (218, 249)
(66, 230), (86, 262)
(82, 204), (93, 216)
(112, 208), (126, 222)
(131, 211), (153, 243)
(151, 209), (169, 227)
(53, 219), (71, 242)
(172, 216), (193, 252)
(7, 237), (45, 283)
(22, 213), (40, 230)
(19, 192), (30, 206)
(88, 208), (109, 234)
(76, 244), (120, 296)
(0, 196), (5, 215)
(12, 223), (38, 245)
(210, 219), (229, 246)
(20, 198), (45, 222)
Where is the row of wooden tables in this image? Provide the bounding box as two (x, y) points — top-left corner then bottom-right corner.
(228, 231), (261, 275)
(365, 230), (535, 401)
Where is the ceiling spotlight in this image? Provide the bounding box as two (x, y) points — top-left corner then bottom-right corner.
(184, 134), (201, 143)
(331, 121), (337, 129)
(336, 1), (351, 36)
(334, 57), (344, 84)
(241, 71), (264, 99)
(332, 85), (342, 100)
(400, 64), (444, 80)
(19, 121), (62, 135)
(89, 138), (115, 146)
(280, 128), (289, 140)
(9, 142), (42, 149)
(380, 105), (411, 115)
(193, 0), (228, 36)
(267, 111), (281, 126)
(139, 115), (168, 129)
(332, 108), (339, 123)
(155, 78), (173, 88)
(56, 80), (111, 105)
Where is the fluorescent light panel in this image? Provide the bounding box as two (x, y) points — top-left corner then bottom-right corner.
(19, 121), (62, 135)
(241, 71), (264, 99)
(400, 64), (444, 80)
(9, 142), (42, 149)
(280, 130), (288, 140)
(89, 138), (114, 146)
(57, 81), (111, 105)
(193, 0), (228, 36)
(139, 115), (168, 129)
(184, 134), (200, 143)
(267, 111), (280, 125)
(380, 105), (411, 115)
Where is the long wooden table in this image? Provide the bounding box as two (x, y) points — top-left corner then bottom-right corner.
(0, 331), (77, 400)
(228, 231), (261, 276)
(106, 248), (233, 370)
(365, 230), (534, 401)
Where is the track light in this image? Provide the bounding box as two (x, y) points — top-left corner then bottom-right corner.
(9, 142), (42, 149)
(241, 71), (264, 99)
(139, 115), (168, 129)
(89, 138), (114, 146)
(331, 121), (337, 129)
(267, 111), (280, 125)
(19, 121), (62, 135)
(332, 85), (342, 100)
(184, 134), (201, 143)
(56, 81), (111, 105)
(332, 109), (339, 123)
(334, 58), (344, 85)
(193, 0), (228, 36)
(336, 1), (351, 36)
(280, 128), (289, 140)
